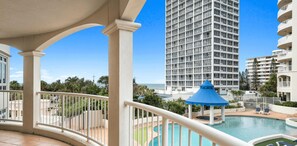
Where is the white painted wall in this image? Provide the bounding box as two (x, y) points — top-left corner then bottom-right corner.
(269, 104), (297, 114)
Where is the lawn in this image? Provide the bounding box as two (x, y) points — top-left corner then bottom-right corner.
(255, 138), (296, 146)
(134, 127), (151, 145)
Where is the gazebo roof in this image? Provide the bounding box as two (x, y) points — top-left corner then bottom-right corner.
(185, 80), (229, 106)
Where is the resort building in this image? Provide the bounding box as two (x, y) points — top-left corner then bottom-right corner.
(0, 44), (10, 119)
(246, 50), (280, 88)
(165, 0), (240, 95)
(277, 0), (297, 101)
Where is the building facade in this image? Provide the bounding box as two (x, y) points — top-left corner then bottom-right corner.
(0, 44), (10, 118)
(165, 0), (240, 94)
(277, 0), (297, 101)
(246, 51), (280, 88)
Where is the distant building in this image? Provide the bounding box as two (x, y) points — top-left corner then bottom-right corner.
(0, 44), (10, 118)
(276, 0), (297, 101)
(246, 50), (280, 88)
(165, 0), (240, 95)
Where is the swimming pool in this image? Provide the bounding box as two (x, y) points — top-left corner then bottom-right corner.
(149, 116), (297, 146)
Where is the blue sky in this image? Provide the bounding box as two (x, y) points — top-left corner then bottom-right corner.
(10, 0), (279, 84)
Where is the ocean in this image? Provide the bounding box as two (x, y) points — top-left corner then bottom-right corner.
(141, 84), (165, 90)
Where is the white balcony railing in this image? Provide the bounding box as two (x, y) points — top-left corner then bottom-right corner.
(36, 91), (109, 146)
(278, 3), (292, 22)
(0, 90), (253, 146)
(277, 50), (292, 61)
(125, 101), (251, 146)
(0, 90), (23, 122)
(278, 19), (292, 35)
(278, 34), (292, 48)
(278, 65), (292, 72)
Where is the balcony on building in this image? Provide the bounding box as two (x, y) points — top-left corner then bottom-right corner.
(278, 18), (292, 36)
(278, 75), (292, 93)
(278, 2), (292, 22)
(277, 0), (292, 9)
(277, 50), (292, 62)
(278, 34), (292, 49)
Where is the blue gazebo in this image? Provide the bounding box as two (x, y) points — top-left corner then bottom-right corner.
(185, 80), (229, 125)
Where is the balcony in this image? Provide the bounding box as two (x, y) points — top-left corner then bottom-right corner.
(278, 19), (292, 36)
(278, 3), (292, 22)
(277, 50), (292, 61)
(278, 34), (292, 49)
(278, 0), (292, 9)
(278, 65), (292, 73)
(0, 1), (252, 146)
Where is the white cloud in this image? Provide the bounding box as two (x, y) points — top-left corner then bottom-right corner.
(41, 69), (55, 83)
(10, 71), (23, 83)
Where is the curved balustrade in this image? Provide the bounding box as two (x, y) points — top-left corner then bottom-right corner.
(36, 91), (109, 146)
(125, 101), (251, 146)
(0, 90), (23, 122)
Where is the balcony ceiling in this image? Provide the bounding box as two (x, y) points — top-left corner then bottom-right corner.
(0, 0), (107, 39)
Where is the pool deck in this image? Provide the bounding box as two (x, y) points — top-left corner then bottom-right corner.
(192, 109), (296, 124)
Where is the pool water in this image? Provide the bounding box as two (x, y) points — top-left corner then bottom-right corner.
(149, 116), (297, 146)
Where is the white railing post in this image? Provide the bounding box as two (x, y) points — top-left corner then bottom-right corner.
(87, 97), (90, 142)
(162, 118), (168, 146)
(61, 95), (65, 132)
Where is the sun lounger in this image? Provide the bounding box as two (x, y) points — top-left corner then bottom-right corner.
(263, 108), (270, 115)
(276, 141), (294, 146)
(255, 107), (261, 114)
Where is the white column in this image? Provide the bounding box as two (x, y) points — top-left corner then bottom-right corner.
(19, 51), (44, 133)
(103, 19), (140, 146)
(201, 105), (204, 116)
(221, 106), (225, 122)
(209, 106), (214, 125)
(188, 104), (192, 119)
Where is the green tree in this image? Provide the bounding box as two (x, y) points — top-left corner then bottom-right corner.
(10, 80), (22, 90)
(230, 90), (244, 101)
(239, 69), (250, 90)
(259, 73), (277, 97)
(270, 58), (277, 74)
(142, 94), (163, 108)
(251, 58), (260, 90)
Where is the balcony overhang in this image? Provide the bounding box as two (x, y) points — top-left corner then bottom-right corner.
(0, 0), (108, 39)
(278, 3), (292, 22)
(277, 35), (292, 49)
(278, 19), (292, 36)
(278, 0), (292, 9)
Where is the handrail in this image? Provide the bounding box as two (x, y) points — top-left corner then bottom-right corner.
(125, 101), (252, 146)
(0, 90), (24, 93)
(37, 91), (109, 101)
(36, 91), (109, 145)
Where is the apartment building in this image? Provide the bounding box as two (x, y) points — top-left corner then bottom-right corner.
(246, 50), (280, 88)
(277, 0), (297, 101)
(0, 44), (10, 118)
(165, 0), (240, 95)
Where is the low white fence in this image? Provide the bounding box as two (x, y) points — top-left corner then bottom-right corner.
(268, 104), (297, 114)
(125, 101), (251, 146)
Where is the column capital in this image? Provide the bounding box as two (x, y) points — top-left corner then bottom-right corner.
(19, 51), (45, 57)
(102, 19), (141, 35)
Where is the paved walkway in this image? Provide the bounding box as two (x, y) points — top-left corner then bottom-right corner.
(191, 109), (296, 124)
(226, 109), (294, 120)
(0, 130), (70, 146)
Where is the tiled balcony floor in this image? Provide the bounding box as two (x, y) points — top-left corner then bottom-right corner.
(0, 130), (70, 146)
